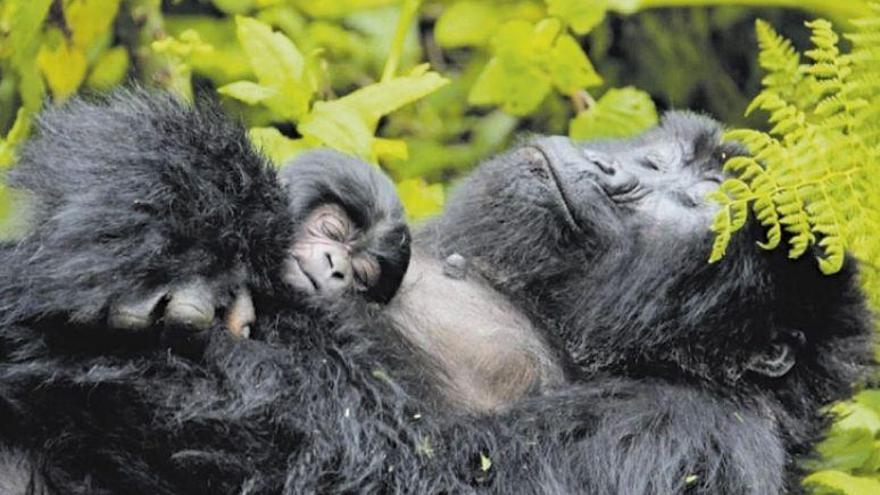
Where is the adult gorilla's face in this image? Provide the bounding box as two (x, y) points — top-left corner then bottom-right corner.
(424, 112), (733, 297)
(424, 112), (872, 401)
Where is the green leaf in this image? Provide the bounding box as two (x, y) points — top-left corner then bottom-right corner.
(37, 32), (88, 101)
(86, 46), (129, 91)
(434, 1), (499, 48)
(546, 0), (608, 35)
(0, 108), (31, 167)
(479, 453), (493, 472)
(372, 138), (409, 162)
(235, 16), (313, 119)
(813, 428), (876, 472)
(831, 402), (880, 436)
(7, 0), (53, 68)
(569, 87), (658, 140)
(218, 81), (278, 104)
(298, 101), (374, 160)
(546, 34), (603, 93)
(336, 66), (449, 128)
(397, 178), (445, 221)
(469, 57), (550, 116)
(62, 0), (121, 50)
(803, 470), (880, 495)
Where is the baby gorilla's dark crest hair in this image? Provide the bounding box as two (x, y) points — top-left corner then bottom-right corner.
(280, 150), (411, 304)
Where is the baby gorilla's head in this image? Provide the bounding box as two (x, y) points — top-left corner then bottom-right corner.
(279, 150), (411, 306)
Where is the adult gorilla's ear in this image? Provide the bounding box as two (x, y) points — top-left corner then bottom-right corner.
(746, 329), (806, 378)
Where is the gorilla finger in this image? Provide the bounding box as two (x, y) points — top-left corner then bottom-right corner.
(164, 279), (216, 331)
(108, 287), (168, 331)
(225, 287), (255, 339)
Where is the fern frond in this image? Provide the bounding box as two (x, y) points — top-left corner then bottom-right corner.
(712, 11), (879, 290)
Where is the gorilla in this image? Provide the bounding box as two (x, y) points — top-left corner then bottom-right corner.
(0, 90), (873, 495)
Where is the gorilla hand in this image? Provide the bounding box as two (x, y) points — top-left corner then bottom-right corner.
(109, 274), (255, 338)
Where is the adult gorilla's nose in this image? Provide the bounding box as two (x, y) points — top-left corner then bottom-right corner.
(532, 136), (637, 198)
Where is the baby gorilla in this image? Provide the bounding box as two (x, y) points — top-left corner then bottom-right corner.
(3, 90), (409, 341)
(109, 150), (411, 338)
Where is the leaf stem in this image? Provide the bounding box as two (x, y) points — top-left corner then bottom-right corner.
(381, 0), (422, 82)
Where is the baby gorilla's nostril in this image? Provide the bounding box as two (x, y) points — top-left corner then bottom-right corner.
(331, 270), (345, 280)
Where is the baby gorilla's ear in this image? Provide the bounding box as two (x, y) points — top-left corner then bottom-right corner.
(279, 150), (412, 304)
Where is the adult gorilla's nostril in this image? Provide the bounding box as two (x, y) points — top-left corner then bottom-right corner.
(582, 150), (616, 176)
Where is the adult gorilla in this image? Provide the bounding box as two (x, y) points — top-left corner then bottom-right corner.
(0, 92), (873, 494)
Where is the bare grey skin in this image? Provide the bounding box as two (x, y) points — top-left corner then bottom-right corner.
(109, 203), (382, 339)
(387, 250), (565, 412)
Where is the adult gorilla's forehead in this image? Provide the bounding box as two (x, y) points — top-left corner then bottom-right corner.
(580, 112), (724, 157)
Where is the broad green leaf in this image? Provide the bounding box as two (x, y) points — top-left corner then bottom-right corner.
(831, 401), (880, 436)
(546, 34), (602, 93)
(546, 0), (608, 35)
(813, 428), (876, 472)
(569, 87), (657, 140)
(434, 1), (499, 48)
(63, 0), (121, 49)
(86, 46), (129, 91)
(334, 66), (449, 128)
(235, 16), (313, 119)
(37, 34), (88, 101)
(373, 138), (409, 162)
(218, 81), (278, 104)
(397, 178), (445, 221)
(237, 16), (304, 83)
(7, 0), (52, 67)
(298, 101), (374, 160)
(471, 18), (600, 115)
(803, 470), (880, 495)
(469, 57), (550, 115)
(249, 127), (310, 164)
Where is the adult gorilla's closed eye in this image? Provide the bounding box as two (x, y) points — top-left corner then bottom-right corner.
(0, 93), (873, 495)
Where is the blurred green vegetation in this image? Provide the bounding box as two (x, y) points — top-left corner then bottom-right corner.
(0, 1), (878, 493)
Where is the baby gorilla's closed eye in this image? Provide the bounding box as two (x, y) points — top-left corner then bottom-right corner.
(286, 203), (364, 298)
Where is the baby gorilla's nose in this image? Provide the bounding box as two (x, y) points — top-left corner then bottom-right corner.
(320, 245), (352, 295)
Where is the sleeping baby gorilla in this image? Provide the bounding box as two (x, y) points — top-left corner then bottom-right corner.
(0, 91), (410, 343)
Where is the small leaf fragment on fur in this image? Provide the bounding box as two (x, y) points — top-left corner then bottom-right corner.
(480, 453), (492, 472)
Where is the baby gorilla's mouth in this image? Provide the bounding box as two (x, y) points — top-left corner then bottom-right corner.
(283, 256), (319, 294)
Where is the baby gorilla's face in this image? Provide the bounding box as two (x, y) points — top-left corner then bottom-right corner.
(283, 203), (381, 301)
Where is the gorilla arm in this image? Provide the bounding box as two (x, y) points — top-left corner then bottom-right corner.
(0, 90), (293, 336)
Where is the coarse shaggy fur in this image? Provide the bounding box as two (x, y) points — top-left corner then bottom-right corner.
(0, 92), (873, 494)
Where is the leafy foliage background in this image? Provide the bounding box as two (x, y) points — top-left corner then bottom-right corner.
(0, 0), (878, 493)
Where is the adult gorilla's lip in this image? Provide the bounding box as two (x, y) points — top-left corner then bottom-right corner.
(525, 145), (585, 234)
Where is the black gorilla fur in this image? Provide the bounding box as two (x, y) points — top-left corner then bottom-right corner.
(0, 91), (874, 494)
